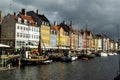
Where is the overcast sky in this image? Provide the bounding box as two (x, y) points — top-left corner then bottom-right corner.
(0, 0), (120, 40)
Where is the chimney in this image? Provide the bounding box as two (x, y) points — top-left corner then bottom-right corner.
(36, 10), (38, 14)
(14, 12), (16, 16)
(21, 8), (26, 15)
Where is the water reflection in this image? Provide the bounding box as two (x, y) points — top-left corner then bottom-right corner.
(0, 56), (119, 80)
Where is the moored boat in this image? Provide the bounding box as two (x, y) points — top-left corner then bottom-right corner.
(41, 59), (52, 64)
(61, 56), (71, 62)
(71, 56), (78, 61)
(100, 52), (108, 57)
(61, 51), (78, 62)
(108, 52), (114, 56)
(20, 55), (49, 65)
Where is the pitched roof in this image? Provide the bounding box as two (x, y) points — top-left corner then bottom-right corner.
(59, 22), (70, 32)
(38, 14), (49, 22)
(18, 14), (35, 23)
(9, 14), (19, 19)
(81, 29), (91, 36)
(27, 11), (50, 26)
(73, 29), (79, 35)
(95, 33), (108, 39)
(51, 25), (60, 31)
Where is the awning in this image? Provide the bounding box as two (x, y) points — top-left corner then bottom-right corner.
(0, 44), (10, 48)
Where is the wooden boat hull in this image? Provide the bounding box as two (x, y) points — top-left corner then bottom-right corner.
(20, 59), (42, 65)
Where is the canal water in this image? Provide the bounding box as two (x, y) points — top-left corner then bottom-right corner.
(0, 55), (119, 80)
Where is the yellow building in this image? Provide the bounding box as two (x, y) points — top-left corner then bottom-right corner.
(59, 21), (72, 49)
(57, 27), (66, 48)
(41, 25), (50, 48)
(71, 33), (75, 49)
(92, 38), (98, 51)
(27, 10), (51, 50)
(88, 31), (93, 50)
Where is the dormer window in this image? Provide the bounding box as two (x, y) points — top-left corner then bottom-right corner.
(29, 21), (31, 23)
(24, 20), (27, 24)
(42, 21), (44, 25)
(45, 22), (46, 25)
(18, 18), (21, 23)
(47, 22), (49, 26)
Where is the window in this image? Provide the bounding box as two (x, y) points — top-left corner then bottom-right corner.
(42, 21), (44, 25)
(24, 27), (25, 30)
(21, 26), (22, 30)
(17, 41), (19, 46)
(19, 41), (21, 46)
(24, 20), (27, 24)
(47, 22), (49, 26)
(17, 33), (19, 37)
(20, 33), (22, 37)
(17, 26), (19, 29)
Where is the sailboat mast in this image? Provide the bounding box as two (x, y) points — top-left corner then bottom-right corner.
(38, 23), (41, 54)
(69, 21), (72, 51)
(85, 24), (87, 53)
(58, 27), (60, 53)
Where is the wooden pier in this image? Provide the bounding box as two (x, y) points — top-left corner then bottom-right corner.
(0, 55), (20, 68)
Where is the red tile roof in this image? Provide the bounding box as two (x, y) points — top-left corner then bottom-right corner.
(51, 25), (60, 31)
(19, 14), (35, 24)
(9, 14), (19, 19)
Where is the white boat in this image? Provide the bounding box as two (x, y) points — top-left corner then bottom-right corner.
(108, 52), (114, 56)
(113, 52), (117, 55)
(42, 60), (52, 64)
(71, 56), (78, 61)
(100, 52), (108, 57)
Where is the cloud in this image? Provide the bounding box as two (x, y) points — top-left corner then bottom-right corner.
(1, 0), (120, 40)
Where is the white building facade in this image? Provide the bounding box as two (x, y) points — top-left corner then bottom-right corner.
(1, 12), (39, 50)
(15, 22), (39, 48)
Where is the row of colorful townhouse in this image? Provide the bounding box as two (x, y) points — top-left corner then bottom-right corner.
(0, 8), (119, 52)
(50, 22), (119, 51)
